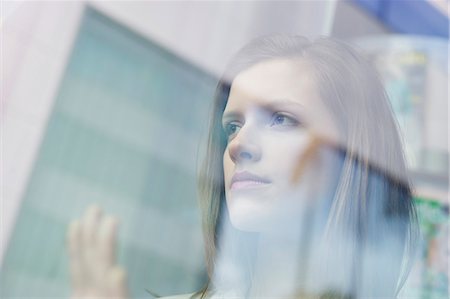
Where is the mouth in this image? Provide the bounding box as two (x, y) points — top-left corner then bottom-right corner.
(230, 171), (271, 191)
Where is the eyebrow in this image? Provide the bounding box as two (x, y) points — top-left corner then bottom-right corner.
(222, 98), (304, 124)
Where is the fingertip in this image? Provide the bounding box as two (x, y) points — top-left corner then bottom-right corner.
(99, 216), (120, 237)
(85, 204), (103, 218)
(68, 219), (80, 232)
(67, 220), (81, 243)
(81, 204), (104, 244)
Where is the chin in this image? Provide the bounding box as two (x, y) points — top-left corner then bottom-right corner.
(229, 214), (261, 232)
(227, 199), (273, 232)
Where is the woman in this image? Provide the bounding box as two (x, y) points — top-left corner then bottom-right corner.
(68, 35), (418, 298)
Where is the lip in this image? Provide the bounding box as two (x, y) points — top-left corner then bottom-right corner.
(230, 171), (271, 190)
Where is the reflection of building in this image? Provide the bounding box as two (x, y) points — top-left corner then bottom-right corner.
(2, 1), (448, 298)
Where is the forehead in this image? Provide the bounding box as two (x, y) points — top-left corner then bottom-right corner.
(225, 58), (319, 112)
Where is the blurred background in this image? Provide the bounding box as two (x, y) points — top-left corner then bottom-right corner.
(1, 0), (448, 298)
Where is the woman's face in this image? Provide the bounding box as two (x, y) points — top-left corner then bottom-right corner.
(222, 58), (338, 232)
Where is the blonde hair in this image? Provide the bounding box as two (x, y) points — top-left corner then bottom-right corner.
(197, 35), (418, 298)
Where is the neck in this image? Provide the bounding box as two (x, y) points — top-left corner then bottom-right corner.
(250, 221), (306, 297)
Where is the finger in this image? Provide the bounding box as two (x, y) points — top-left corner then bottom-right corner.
(107, 266), (129, 299)
(67, 220), (86, 295)
(80, 205), (103, 288)
(81, 204), (103, 247)
(95, 215), (120, 295)
(98, 215), (120, 270)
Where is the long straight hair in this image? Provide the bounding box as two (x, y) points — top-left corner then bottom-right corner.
(197, 35), (418, 298)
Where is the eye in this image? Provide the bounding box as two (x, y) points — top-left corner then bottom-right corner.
(270, 112), (299, 127)
(223, 121), (242, 138)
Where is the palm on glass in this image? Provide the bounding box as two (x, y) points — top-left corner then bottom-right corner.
(67, 205), (129, 298)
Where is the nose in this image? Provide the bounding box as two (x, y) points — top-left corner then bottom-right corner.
(228, 125), (261, 163)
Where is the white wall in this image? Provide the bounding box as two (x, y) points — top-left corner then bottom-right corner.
(89, 1), (337, 76)
(2, 1), (85, 264)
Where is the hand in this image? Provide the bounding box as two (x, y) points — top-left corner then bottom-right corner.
(67, 205), (129, 299)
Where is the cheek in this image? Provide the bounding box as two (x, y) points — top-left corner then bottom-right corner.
(223, 148), (233, 181)
(265, 134), (311, 185)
